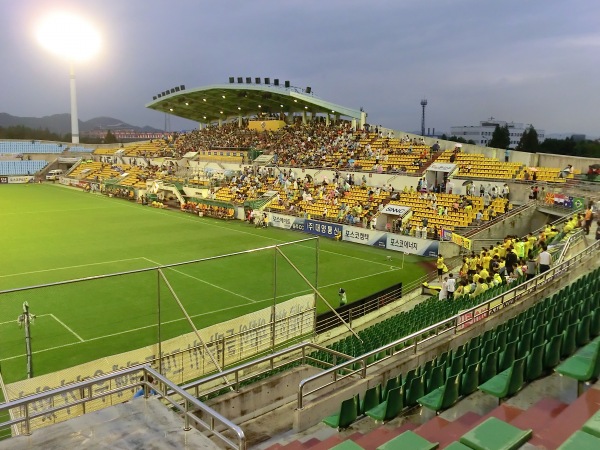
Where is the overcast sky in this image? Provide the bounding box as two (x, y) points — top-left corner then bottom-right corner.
(2, 0), (599, 136)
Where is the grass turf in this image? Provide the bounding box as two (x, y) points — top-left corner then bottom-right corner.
(0, 183), (432, 383)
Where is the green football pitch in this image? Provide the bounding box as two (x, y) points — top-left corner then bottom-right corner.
(0, 183), (432, 383)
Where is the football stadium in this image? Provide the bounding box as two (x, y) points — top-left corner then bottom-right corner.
(1, 15), (600, 450)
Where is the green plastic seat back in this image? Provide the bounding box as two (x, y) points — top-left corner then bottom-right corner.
(525, 343), (545, 381)
(338, 394), (359, 429)
(507, 357), (526, 397)
(517, 331), (533, 358)
(383, 386), (403, 421)
(461, 361), (480, 396)
(405, 374), (425, 407)
(577, 315), (592, 347)
(427, 364), (445, 393)
(441, 374), (461, 410)
(362, 384), (381, 414)
(544, 334), (562, 369)
(532, 324), (546, 348)
(561, 323), (578, 358)
(499, 340), (518, 372)
(481, 349), (499, 383)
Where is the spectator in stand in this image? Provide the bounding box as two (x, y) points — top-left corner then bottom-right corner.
(537, 244), (552, 274)
(446, 273), (456, 300)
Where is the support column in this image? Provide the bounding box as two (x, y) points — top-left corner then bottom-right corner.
(218, 118), (223, 127)
(302, 111), (307, 125)
(360, 111), (367, 130)
(325, 114), (330, 126)
(351, 118), (357, 130)
(238, 115), (243, 128)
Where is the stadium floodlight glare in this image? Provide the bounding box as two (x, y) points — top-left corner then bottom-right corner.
(36, 12), (101, 144)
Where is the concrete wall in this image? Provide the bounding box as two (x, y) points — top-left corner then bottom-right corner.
(470, 207), (560, 241)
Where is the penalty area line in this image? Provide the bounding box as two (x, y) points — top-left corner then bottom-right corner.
(50, 314), (85, 343)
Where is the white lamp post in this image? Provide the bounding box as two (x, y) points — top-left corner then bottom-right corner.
(36, 12), (101, 144)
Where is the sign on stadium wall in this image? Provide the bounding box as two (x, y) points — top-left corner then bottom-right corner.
(5, 295), (315, 432)
(0, 176), (34, 184)
(267, 212), (306, 231)
(342, 226), (387, 247)
(380, 204), (410, 216)
(386, 234), (439, 257)
(305, 219), (344, 239)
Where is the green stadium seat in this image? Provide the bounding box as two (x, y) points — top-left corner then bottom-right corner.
(525, 344), (545, 382)
(461, 361), (481, 396)
(555, 336), (600, 395)
(376, 430), (438, 450)
(382, 376), (400, 402)
(366, 386), (403, 423)
(405, 374), (426, 407)
(478, 356), (525, 402)
(361, 384), (381, 415)
(582, 409), (600, 439)
(562, 323), (578, 358)
(576, 315), (592, 347)
(443, 442), (471, 450)
(481, 349), (499, 383)
(459, 417), (532, 450)
(323, 394), (359, 429)
(331, 441), (366, 450)
(418, 373), (461, 414)
(544, 334), (563, 370)
(499, 340), (518, 372)
(427, 364), (446, 394)
(557, 430), (600, 450)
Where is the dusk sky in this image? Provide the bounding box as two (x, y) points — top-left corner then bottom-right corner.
(2, 0), (599, 135)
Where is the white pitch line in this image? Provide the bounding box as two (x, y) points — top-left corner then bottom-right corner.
(142, 257), (258, 303)
(0, 257), (147, 279)
(50, 314), (84, 343)
(0, 314), (51, 326)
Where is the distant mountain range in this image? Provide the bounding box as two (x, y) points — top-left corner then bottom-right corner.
(0, 113), (162, 135)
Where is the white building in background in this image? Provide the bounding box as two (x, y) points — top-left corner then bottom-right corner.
(450, 118), (545, 149)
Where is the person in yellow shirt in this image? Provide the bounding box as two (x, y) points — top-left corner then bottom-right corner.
(514, 239), (525, 259)
(468, 254), (478, 276)
(463, 282), (472, 295)
(527, 233), (537, 253)
(436, 254), (445, 282)
(479, 267), (489, 280)
(460, 257), (469, 278)
(482, 252), (492, 271)
(496, 242), (507, 258)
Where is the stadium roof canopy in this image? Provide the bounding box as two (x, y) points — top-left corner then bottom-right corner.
(145, 84), (363, 125)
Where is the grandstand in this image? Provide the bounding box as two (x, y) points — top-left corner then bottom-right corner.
(1, 83), (599, 449)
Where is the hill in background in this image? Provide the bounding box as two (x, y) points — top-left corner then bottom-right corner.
(0, 113), (161, 136)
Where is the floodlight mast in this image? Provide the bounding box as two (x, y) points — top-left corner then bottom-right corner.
(36, 12), (100, 144)
(70, 62), (80, 143)
(18, 301), (36, 379)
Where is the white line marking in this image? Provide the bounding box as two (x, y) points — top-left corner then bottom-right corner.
(0, 258), (147, 279)
(143, 258), (257, 303)
(0, 314), (50, 326)
(50, 314), (84, 342)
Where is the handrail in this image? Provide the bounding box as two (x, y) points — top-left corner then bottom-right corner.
(0, 365), (246, 450)
(297, 238), (599, 409)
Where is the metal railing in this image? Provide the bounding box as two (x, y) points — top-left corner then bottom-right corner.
(0, 365), (246, 450)
(179, 342), (352, 400)
(297, 238), (599, 409)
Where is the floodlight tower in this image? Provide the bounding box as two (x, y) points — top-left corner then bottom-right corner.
(420, 98), (428, 136)
(37, 12), (101, 144)
(17, 302), (36, 379)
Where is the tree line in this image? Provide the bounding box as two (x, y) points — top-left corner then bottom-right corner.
(444, 124), (600, 158)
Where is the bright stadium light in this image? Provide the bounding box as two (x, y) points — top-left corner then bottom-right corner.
(36, 12), (101, 143)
